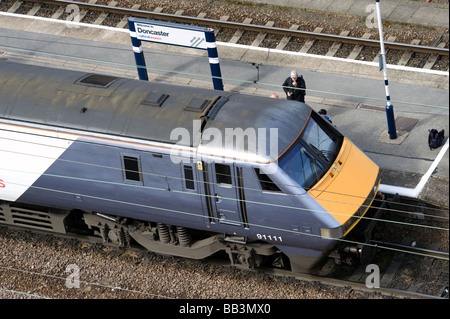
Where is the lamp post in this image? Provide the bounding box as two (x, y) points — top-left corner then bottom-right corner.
(375, 0), (397, 139)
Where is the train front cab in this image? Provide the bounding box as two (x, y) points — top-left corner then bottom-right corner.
(274, 111), (380, 273)
(308, 137), (380, 240)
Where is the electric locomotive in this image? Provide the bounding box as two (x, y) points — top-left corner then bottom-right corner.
(0, 61), (380, 273)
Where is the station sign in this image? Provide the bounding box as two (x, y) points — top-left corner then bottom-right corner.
(134, 22), (207, 50)
(127, 17), (223, 91)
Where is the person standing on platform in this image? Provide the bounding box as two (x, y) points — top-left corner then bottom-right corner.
(318, 109), (332, 123)
(282, 70), (306, 103)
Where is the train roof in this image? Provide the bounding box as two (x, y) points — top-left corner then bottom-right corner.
(0, 61), (311, 162)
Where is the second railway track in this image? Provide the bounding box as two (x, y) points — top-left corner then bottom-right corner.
(0, 0), (448, 71)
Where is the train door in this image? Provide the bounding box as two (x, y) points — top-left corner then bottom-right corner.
(208, 162), (242, 226)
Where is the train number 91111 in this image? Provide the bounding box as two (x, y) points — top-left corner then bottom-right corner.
(257, 233), (283, 242)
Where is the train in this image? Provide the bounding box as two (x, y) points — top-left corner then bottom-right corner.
(0, 61), (381, 274)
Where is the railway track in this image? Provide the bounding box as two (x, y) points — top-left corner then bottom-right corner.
(0, 0), (448, 71)
(0, 195), (448, 299)
(336, 195), (449, 298)
(274, 194), (449, 299)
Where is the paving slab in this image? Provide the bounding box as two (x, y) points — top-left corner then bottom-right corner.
(245, 0), (449, 28)
(389, 5), (419, 23)
(326, 0), (358, 14)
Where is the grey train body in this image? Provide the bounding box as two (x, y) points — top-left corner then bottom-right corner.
(0, 62), (378, 273)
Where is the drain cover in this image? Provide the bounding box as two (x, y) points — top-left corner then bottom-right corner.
(358, 104), (385, 112)
(395, 117), (419, 132)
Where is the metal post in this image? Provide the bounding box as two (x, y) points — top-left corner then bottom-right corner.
(205, 29), (224, 91)
(376, 0), (397, 139)
(127, 19), (149, 81)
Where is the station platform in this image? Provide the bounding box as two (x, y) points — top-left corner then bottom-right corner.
(0, 8), (448, 208)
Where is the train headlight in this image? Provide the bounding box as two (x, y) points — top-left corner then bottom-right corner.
(320, 226), (343, 240)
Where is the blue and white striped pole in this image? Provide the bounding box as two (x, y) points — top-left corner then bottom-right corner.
(376, 0), (397, 139)
(205, 29), (224, 91)
(128, 19), (149, 81)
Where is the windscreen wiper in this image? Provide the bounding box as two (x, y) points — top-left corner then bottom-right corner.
(301, 147), (321, 182)
(309, 143), (329, 163)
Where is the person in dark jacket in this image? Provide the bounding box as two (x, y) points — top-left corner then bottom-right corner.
(282, 70), (306, 103)
(318, 109), (332, 123)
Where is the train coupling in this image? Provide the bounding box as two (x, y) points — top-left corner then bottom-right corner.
(334, 192), (387, 266)
(340, 244), (375, 266)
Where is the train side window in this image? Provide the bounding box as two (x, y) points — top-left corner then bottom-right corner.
(122, 155), (142, 183)
(255, 168), (282, 192)
(183, 165), (195, 190)
(215, 164), (232, 185)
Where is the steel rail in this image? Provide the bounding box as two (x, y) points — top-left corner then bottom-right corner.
(370, 240), (449, 260)
(28, 0), (449, 56)
(265, 267), (447, 299)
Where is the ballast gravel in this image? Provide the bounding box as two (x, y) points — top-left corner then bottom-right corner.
(0, 228), (385, 299)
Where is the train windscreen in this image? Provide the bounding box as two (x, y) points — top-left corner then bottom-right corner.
(278, 115), (340, 189)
